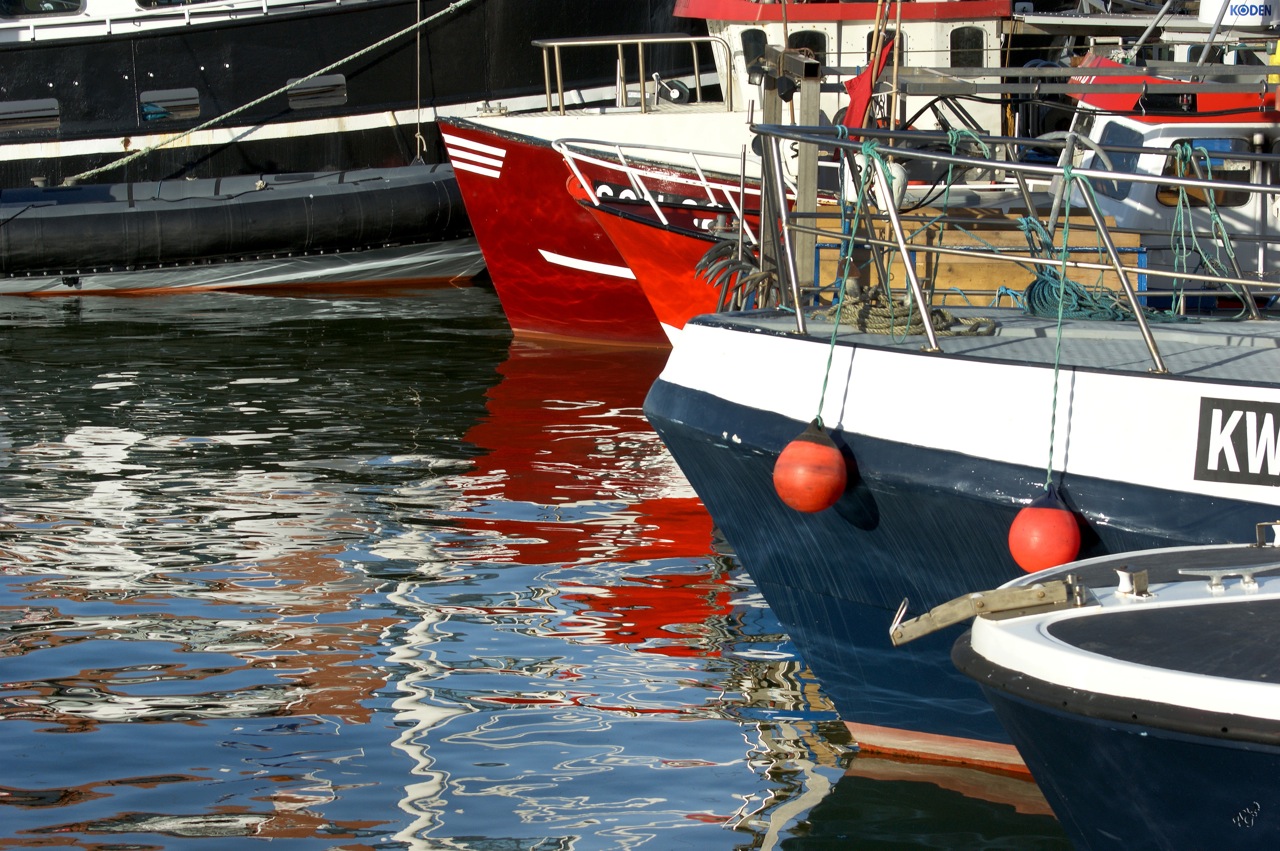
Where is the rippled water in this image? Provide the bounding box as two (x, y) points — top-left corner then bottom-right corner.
(0, 287), (1067, 849)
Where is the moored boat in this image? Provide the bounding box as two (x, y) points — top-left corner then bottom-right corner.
(0, 164), (483, 294)
(928, 533), (1280, 849)
(0, 0), (700, 186)
(441, 0), (1043, 344)
(0, 0), (702, 293)
(445, 0), (1259, 344)
(642, 117), (1280, 757)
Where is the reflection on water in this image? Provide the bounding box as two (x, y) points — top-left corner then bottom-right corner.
(0, 291), (879, 849)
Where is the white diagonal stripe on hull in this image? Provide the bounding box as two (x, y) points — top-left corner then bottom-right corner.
(538, 249), (636, 279)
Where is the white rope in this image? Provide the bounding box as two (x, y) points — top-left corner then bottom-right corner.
(70, 0), (479, 184)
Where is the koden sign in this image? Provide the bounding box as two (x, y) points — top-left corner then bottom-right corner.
(1198, 0), (1278, 26)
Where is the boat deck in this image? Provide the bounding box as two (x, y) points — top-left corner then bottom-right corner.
(982, 543), (1280, 726)
(699, 307), (1280, 386)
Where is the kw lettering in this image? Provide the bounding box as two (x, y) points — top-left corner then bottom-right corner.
(1196, 397), (1280, 485)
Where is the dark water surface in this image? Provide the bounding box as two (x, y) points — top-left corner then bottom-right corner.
(0, 287), (1067, 849)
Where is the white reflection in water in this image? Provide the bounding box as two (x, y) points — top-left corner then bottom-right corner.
(0, 296), (861, 849)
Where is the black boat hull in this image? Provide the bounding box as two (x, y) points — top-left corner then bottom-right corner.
(0, 0), (701, 185)
(0, 164), (483, 292)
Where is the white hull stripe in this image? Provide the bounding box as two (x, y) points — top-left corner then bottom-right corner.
(0, 99), (536, 165)
(440, 132), (507, 159)
(538, 249), (635, 279)
(661, 321), (1280, 501)
(450, 159), (502, 179)
(442, 132), (506, 180)
(444, 147), (504, 170)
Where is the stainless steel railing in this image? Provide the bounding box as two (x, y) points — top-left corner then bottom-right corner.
(553, 138), (761, 246)
(753, 123), (1280, 372)
(531, 34), (734, 115)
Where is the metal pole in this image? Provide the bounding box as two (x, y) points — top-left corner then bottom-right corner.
(1076, 176), (1168, 373)
(768, 133), (808, 334)
(868, 156), (940, 351)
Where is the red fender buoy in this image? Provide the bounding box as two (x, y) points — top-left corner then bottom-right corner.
(773, 420), (848, 513)
(1008, 485), (1081, 573)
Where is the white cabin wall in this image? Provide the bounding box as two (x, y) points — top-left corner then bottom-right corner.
(707, 18), (1005, 136)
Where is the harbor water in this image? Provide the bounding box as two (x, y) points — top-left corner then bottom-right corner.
(0, 285), (1068, 849)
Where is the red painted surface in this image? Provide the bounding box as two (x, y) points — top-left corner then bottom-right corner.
(675, 0), (1011, 23)
(569, 177), (728, 334)
(440, 118), (668, 346)
(1072, 54), (1280, 123)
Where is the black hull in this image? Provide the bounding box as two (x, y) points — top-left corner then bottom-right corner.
(0, 164), (471, 278)
(0, 0), (701, 185)
(644, 376), (1280, 744)
(968, 651), (1280, 851)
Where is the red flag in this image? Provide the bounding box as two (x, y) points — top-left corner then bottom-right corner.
(842, 38), (895, 132)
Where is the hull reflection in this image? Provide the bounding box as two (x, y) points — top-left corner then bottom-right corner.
(380, 340), (849, 847)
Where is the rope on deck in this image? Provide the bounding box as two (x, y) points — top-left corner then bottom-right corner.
(821, 288), (996, 336)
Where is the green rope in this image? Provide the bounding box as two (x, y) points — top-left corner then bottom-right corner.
(1042, 179), (1071, 491)
(69, 0), (479, 184)
(1020, 218), (1130, 320)
(1169, 142), (1235, 281)
(1018, 187), (1193, 325)
(813, 133), (875, 427)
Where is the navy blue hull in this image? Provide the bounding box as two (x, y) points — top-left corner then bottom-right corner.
(978, 683), (1280, 849)
(645, 378), (1280, 741)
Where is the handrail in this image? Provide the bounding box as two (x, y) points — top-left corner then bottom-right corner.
(1073, 174), (1168, 373)
(752, 122), (1280, 374)
(531, 34), (734, 115)
(554, 138), (762, 245)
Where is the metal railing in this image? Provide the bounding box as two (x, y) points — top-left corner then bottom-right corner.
(553, 138), (761, 246)
(753, 123), (1280, 372)
(531, 33), (733, 115)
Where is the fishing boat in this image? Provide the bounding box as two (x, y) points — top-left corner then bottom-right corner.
(895, 530), (1280, 849)
(0, 0), (699, 187)
(559, 36), (1280, 340)
(0, 0), (700, 293)
(641, 115), (1280, 761)
(442, 0), (1247, 343)
(0, 164), (483, 294)
(440, 0), (1050, 344)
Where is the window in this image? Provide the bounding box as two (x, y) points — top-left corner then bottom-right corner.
(788, 30), (826, 65)
(287, 75), (347, 110)
(950, 27), (984, 69)
(1157, 137), (1253, 208)
(867, 30), (899, 69)
(137, 0), (228, 8)
(1093, 121), (1145, 200)
(0, 98), (59, 131)
(0, 0), (80, 17)
(140, 88), (200, 122)
(740, 28), (767, 68)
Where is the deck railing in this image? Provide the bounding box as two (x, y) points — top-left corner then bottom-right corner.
(531, 33), (734, 115)
(554, 138), (761, 246)
(752, 123), (1280, 373)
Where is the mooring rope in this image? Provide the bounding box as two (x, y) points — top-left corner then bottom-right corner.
(821, 290), (996, 336)
(69, 0), (479, 184)
(414, 0), (427, 163)
(1168, 142), (1238, 287)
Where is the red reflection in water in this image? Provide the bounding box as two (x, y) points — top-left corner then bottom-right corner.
(456, 340), (713, 561)
(453, 340), (729, 657)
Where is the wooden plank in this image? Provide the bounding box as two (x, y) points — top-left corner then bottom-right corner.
(813, 208), (1145, 300)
